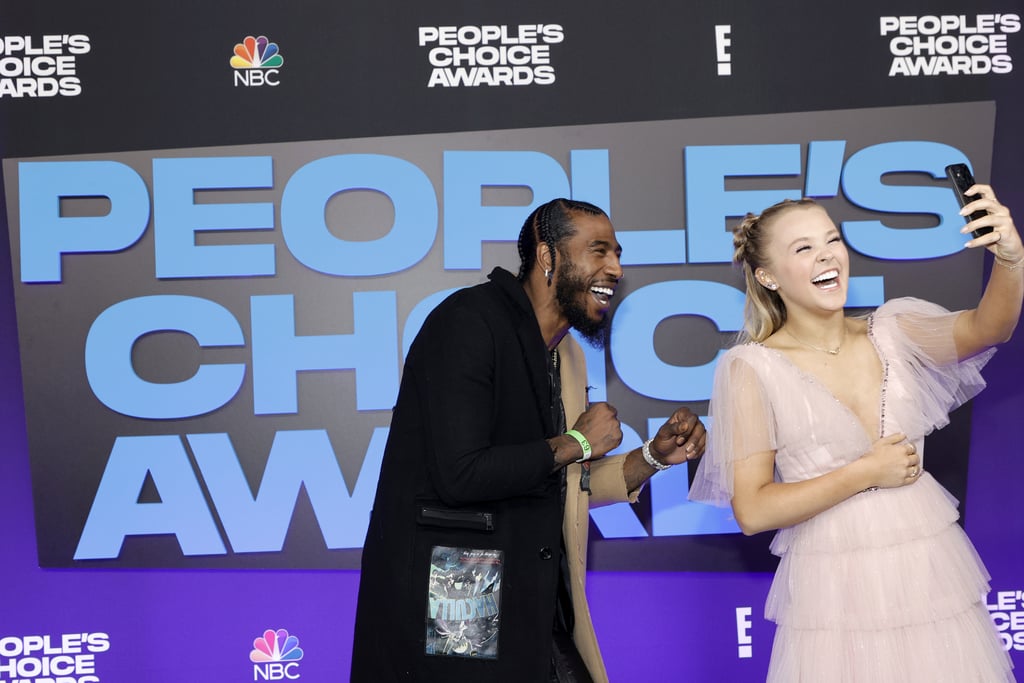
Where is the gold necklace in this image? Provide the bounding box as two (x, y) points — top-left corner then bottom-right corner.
(785, 324), (846, 355)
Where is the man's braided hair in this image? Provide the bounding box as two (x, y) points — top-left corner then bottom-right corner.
(516, 198), (607, 282)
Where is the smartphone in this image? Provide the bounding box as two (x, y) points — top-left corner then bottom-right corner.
(945, 163), (993, 238)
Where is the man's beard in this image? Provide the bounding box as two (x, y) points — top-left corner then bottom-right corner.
(555, 259), (610, 348)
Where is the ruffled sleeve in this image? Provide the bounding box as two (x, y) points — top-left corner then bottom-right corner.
(872, 297), (995, 440)
(688, 345), (778, 507)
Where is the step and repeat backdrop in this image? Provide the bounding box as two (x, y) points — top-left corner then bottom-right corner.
(1, 1), (1023, 681)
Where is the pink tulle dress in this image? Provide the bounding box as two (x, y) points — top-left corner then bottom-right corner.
(689, 298), (1014, 682)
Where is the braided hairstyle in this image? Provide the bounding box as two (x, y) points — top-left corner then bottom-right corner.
(734, 197), (820, 342)
(516, 198), (607, 282)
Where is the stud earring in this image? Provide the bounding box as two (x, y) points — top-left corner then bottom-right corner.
(767, 282), (778, 291)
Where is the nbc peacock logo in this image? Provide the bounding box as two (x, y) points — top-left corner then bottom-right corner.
(250, 628), (304, 680)
(230, 35), (284, 87)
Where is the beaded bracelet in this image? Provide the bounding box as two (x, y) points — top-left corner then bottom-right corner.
(642, 438), (672, 471)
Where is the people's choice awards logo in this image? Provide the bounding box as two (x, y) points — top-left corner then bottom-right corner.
(881, 13), (1020, 76)
(231, 35), (284, 87)
(250, 629), (303, 681)
(0, 631), (110, 683)
(988, 589), (1024, 652)
(418, 24), (563, 87)
(0, 34), (90, 98)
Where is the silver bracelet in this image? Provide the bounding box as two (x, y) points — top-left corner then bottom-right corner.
(995, 254), (1024, 271)
(642, 438), (672, 471)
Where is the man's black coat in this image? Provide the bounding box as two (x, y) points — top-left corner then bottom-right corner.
(351, 267), (570, 681)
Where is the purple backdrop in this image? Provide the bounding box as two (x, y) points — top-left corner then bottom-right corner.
(3, 1), (1024, 681)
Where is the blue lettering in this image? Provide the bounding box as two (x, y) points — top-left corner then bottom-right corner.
(841, 141), (968, 259)
(610, 280), (745, 401)
(251, 292), (399, 414)
(19, 160), (149, 283)
(443, 151), (572, 270)
(75, 435), (226, 559)
(84, 295), (246, 419)
(804, 140), (847, 198)
(152, 156), (276, 278)
(190, 427), (387, 551)
(685, 144), (802, 263)
(75, 427), (389, 559)
(280, 154), (436, 276)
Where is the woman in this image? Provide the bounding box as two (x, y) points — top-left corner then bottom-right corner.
(689, 185), (1022, 681)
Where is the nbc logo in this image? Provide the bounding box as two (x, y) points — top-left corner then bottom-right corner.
(250, 628), (303, 681)
(230, 35), (284, 87)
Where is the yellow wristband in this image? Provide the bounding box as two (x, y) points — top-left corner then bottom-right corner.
(565, 429), (592, 462)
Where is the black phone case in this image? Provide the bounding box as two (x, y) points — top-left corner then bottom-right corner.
(945, 163), (993, 238)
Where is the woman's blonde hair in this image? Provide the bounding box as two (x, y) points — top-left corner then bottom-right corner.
(734, 198), (821, 342)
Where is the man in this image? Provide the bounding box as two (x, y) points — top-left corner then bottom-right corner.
(351, 198), (706, 682)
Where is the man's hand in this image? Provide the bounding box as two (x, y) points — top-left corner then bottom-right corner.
(648, 407), (707, 467)
(620, 407), (707, 491)
(550, 402), (623, 468)
(571, 402), (623, 459)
